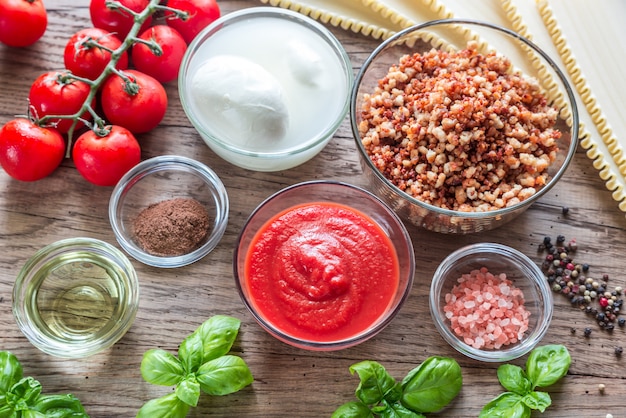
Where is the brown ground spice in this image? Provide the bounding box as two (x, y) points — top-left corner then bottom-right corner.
(132, 197), (211, 257)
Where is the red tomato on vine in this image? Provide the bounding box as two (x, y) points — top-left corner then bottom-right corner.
(63, 27), (129, 81)
(131, 25), (187, 83)
(0, 0), (48, 47)
(28, 71), (95, 134)
(72, 125), (141, 186)
(0, 119), (65, 181)
(101, 70), (168, 134)
(165, 0), (221, 44)
(89, 0), (152, 39)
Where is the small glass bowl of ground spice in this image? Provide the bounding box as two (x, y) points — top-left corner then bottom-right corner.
(109, 155), (229, 268)
(429, 243), (553, 362)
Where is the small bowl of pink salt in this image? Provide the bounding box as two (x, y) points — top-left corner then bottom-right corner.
(429, 242), (553, 362)
(109, 155), (229, 268)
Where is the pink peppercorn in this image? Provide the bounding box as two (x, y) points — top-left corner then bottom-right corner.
(600, 297), (609, 308)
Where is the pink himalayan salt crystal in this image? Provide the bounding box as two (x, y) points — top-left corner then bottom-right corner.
(443, 266), (530, 350)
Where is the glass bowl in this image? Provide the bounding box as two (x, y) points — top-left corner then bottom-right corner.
(429, 242), (553, 362)
(12, 237), (139, 358)
(233, 180), (415, 350)
(351, 19), (579, 233)
(109, 155), (229, 268)
(178, 7), (353, 172)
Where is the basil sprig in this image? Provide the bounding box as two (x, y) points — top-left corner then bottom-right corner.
(137, 315), (253, 418)
(479, 344), (571, 418)
(332, 356), (462, 417)
(0, 351), (89, 417)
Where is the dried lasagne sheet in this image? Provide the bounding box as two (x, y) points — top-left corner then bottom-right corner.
(259, 0), (626, 214)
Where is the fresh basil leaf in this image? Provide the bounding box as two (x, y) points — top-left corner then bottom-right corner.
(136, 392), (190, 418)
(31, 394), (88, 417)
(521, 391), (551, 412)
(496, 364), (531, 396)
(0, 404), (17, 418)
(526, 345), (571, 389)
(175, 377), (200, 407)
(140, 349), (184, 386)
(348, 361), (396, 406)
(0, 352), (23, 396)
(22, 411), (46, 418)
(178, 316), (241, 374)
(380, 401), (426, 418)
(196, 355), (253, 396)
(331, 401), (374, 418)
(400, 356), (462, 413)
(479, 392), (530, 418)
(9, 377), (42, 408)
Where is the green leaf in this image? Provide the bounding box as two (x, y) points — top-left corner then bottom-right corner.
(8, 377), (42, 409)
(496, 364), (531, 396)
(22, 411), (46, 418)
(178, 316), (241, 374)
(140, 349), (184, 386)
(400, 356), (462, 413)
(526, 345), (571, 389)
(136, 393), (190, 418)
(175, 377), (200, 407)
(0, 404), (17, 418)
(380, 402), (426, 418)
(521, 391), (551, 412)
(31, 394), (88, 417)
(0, 352), (23, 396)
(196, 355), (253, 396)
(331, 401), (374, 418)
(348, 361), (396, 406)
(479, 392), (530, 418)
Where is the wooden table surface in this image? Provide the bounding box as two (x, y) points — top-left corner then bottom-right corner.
(1, 1), (625, 417)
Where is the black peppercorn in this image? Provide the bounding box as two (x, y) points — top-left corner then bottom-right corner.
(543, 236), (551, 246)
(618, 318), (625, 327)
(584, 327), (592, 337)
(562, 206), (569, 215)
(615, 346), (623, 356)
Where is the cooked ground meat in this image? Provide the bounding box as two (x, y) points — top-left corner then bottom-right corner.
(358, 42), (561, 212)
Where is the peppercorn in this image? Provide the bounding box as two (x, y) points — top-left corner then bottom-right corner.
(582, 263), (590, 272)
(597, 312), (606, 322)
(562, 206), (569, 215)
(606, 323), (614, 331)
(584, 327), (592, 337)
(615, 346), (623, 356)
(618, 318), (625, 327)
(543, 236), (551, 246)
(556, 235), (565, 244)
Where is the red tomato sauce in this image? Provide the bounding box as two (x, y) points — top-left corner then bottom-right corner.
(245, 202), (400, 342)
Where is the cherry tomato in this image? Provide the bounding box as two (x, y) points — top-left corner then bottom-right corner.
(131, 25), (187, 83)
(0, 0), (47, 47)
(0, 118), (65, 181)
(101, 70), (168, 134)
(165, 0), (220, 44)
(89, 0), (152, 40)
(63, 28), (129, 81)
(72, 125), (140, 186)
(28, 71), (95, 134)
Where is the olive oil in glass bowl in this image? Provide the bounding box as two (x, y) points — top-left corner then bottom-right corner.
(12, 237), (139, 358)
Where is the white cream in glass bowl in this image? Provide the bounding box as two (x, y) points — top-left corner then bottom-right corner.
(179, 7), (353, 172)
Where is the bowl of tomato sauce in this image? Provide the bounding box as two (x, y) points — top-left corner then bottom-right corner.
(234, 180), (415, 350)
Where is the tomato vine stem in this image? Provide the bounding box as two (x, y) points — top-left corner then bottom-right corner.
(35, 0), (174, 158)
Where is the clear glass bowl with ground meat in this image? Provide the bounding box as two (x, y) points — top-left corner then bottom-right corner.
(429, 243), (553, 362)
(109, 155), (229, 268)
(351, 19), (579, 233)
